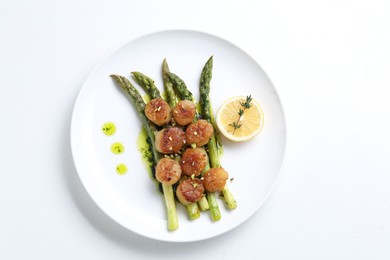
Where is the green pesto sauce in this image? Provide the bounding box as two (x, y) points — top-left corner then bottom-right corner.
(136, 128), (167, 194)
(116, 163), (128, 175)
(111, 142), (125, 155)
(102, 122), (116, 136)
(136, 128), (153, 176)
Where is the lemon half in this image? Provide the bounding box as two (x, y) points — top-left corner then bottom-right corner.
(216, 96), (264, 142)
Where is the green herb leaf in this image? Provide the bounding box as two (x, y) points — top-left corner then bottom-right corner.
(229, 95), (252, 135)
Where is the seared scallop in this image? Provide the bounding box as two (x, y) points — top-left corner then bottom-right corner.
(155, 127), (186, 154)
(172, 100), (196, 126)
(144, 98), (171, 126)
(176, 178), (205, 205)
(203, 167), (228, 192)
(185, 119), (214, 147)
(155, 158), (181, 185)
(180, 147), (208, 177)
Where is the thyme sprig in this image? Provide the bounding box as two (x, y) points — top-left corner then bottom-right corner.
(229, 95), (253, 135)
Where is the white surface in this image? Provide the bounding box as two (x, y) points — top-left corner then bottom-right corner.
(71, 30), (286, 241)
(1, 0), (389, 259)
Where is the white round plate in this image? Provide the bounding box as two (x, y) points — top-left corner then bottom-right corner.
(71, 30), (286, 242)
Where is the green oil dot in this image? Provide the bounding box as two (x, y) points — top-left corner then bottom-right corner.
(102, 122), (116, 136)
(116, 163), (128, 175)
(111, 142), (125, 155)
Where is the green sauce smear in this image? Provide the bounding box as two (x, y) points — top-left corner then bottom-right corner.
(136, 128), (165, 194)
(136, 128), (153, 176)
(102, 122), (116, 136)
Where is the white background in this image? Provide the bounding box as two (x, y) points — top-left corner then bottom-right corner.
(1, 0), (389, 259)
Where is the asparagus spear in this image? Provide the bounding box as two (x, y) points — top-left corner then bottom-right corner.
(197, 163), (210, 211)
(167, 72), (194, 101)
(131, 71), (161, 99)
(110, 74), (179, 231)
(162, 59), (201, 220)
(109, 75), (157, 157)
(162, 59), (178, 108)
(199, 56), (237, 210)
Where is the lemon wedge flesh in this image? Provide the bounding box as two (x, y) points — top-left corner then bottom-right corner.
(216, 96), (264, 142)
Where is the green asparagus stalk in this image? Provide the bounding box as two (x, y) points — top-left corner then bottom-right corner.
(162, 59), (178, 108)
(198, 196), (210, 211)
(186, 201), (201, 220)
(162, 183), (179, 230)
(110, 74), (179, 230)
(162, 59), (201, 220)
(204, 160), (221, 220)
(198, 161), (210, 211)
(167, 72), (194, 101)
(207, 193), (221, 221)
(199, 56), (237, 210)
(110, 75), (158, 158)
(131, 71), (161, 99)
